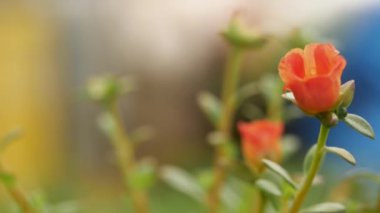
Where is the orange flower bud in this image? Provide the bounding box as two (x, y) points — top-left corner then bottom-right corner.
(279, 43), (347, 114)
(238, 120), (284, 173)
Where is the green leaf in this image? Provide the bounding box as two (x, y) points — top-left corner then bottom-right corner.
(343, 113), (375, 139)
(197, 92), (221, 127)
(301, 202), (345, 213)
(262, 159), (297, 189)
(0, 171), (16, 187)
(325, 146), (356, 166)
(255, 179), (282, 197)
(221, 180), (242, 211)
(160, 166), (205, 203)
(0, 128), (22, 153)
(303, 145), (317, 175)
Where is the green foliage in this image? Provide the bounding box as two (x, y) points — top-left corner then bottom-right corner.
(129, 161), (156, 191)
(303, 145), (317, 175)
(160, 166), (205, 204)
(262, 159), (297, 189)
(197, 170), (214, 190)
(255, 179), (282, 197)
(343, 113), (375, 139)
(301, 202), (345, 213)
(0, 171), (15, 187)
(197, 91), (221, 127)
(325, 146), (356, 166)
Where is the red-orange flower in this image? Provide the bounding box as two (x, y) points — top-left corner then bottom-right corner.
(279, 43), (347, 114)
(238, 120), (284, 172)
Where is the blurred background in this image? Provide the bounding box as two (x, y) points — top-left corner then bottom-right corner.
(0, 0), (379, 212)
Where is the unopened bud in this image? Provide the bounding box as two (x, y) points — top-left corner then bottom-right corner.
(87, 75), (134, 106)
(221, 13), (267, 49)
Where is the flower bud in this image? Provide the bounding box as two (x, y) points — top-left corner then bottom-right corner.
(279, 43), (347, 115)
(221, 13), (267, 49)
(87, 75), (134, 106)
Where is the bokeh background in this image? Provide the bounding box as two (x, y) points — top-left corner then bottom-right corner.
(0, 0), (379, 212)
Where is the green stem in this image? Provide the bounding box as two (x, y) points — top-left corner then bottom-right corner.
(289, 124), (330, 213)
(207, 47), (243, 213)
(108, 103), (149, 213)
(281, 196), (289, 213)
(219, 47), (243, 134)
(256, 192), (266, 213)
(0, 164), (35, 213)
(267, 77), (284, 121)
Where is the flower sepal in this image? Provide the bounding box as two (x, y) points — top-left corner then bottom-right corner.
(316, 112), (339, 128)
(338, 80), (355, 109)
(281, 91), (297, 104)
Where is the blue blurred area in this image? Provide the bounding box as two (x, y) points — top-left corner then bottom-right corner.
(289, 6), (380, 172)
(336, 7), (380, 170)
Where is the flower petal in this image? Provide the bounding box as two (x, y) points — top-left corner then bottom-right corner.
(314, 43), (346, 77)
(279, 48), (305, 83)
(289, 76), (341, 114)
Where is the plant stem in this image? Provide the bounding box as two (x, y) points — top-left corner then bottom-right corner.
(0, 164), (35, 213)
(207, 47), (243, 213)
(256, 192), (266, 213)
(108, 103), (149, 213)
(289, 124), (330, 213)
(281, 196), (289, 213)
(267, 77), (284, 121)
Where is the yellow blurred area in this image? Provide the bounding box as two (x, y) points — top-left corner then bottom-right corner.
(0, 3), (65, 187)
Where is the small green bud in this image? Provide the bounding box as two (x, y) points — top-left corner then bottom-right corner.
(87, 75), (134, 105)
(221, 13), (267, 49)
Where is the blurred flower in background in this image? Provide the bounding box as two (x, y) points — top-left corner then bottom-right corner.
(238, 120), (283, 173)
